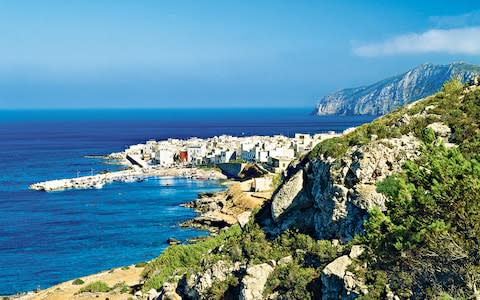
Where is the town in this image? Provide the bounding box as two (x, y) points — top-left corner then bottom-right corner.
(30, 131), (346, 192)
(114, 131), (341, 174)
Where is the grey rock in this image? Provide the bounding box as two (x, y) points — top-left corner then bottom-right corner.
(158, 282), (181, 300)
(315, 62), (480, 116)
(239, 263), (275, 300)
(181, 260), (241, 299)
(322, 256), (367, 299)
(269, 133), (421, 241)
(277, 256), (293, 265)
(271, 169), (305, 221)
(237, 211), (252, 229)
(349, 245), (365, 259)
(321, 256), (353, 299)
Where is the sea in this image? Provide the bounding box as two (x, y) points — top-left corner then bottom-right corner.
(0, 108), (374, 295)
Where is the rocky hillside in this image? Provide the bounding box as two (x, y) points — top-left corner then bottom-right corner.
(44, 79), (480, 299)
(315, 62), (480, 116)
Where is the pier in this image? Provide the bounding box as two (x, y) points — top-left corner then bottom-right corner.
(29, 170), (143, 191)
(29, 167), (226, 192)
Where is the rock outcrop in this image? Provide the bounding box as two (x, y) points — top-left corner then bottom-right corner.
(180, 260), (242, 299)
(181, 182), (271, 232)
(239, 263), (275, 300)
(159, 282), (182, 300)
(270, 133), (421, 241)
(321, 246), (367, 299)
(315, 62), (480, 116)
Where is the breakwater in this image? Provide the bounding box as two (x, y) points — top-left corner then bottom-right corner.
(29, 167), (226, 192)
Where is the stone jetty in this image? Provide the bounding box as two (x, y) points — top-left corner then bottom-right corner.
(29, 167), (226, 192)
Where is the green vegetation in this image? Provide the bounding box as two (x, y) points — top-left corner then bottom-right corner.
(139, 79), (480, 298)
(264, 261), (319, 299)
(206, 275), (239, 300)
(77, 281), (111, 293)
(71, 278), (84, 285)
(112, 281), (130, 293)
(142, 220), (339, 297)
(356, 80), (480, 298)
(308, 78), (473, 162)
(121, 266), (130, 270)
(142, 225), (242, 291)
(271, 173), (284, 190)
(135, 261), (147, 268)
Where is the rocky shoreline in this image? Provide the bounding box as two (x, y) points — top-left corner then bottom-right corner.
(180, 180), (273, 233)
(11, 172), (273, 300)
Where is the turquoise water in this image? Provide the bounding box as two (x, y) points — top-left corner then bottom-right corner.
(0, 108), (374, 294)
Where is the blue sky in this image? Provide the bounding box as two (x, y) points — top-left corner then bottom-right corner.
(1, 0), (480, 108)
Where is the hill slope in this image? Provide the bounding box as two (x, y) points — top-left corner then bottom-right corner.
(66, 79), (480, 299)
(315, 62), (480, 116)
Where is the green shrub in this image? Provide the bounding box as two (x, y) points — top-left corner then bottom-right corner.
(121, 266), (130, 270)
(142, 225), (242, 291)
(271, 173), (284, 190)
(135, 262), (147, 268)
(442, 78), (463, 96)
(112, 281), (129, 293)
(72, 278), (84, 285)
(264, 262), (320, 299)
(77, 281), (111, 293)
(363, 141), (480, 297)
(206, 275), (239, 299)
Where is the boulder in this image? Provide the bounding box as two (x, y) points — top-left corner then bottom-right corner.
(146, 288), (159, 300)
(237, 211), (252, 229)
(159, 282), (181, 300)
(322, 255), (353, 299)
(271, 169), (305, 221)
(277, 256), (293, 266)
(427, 122), (451, 138)
(239, 263), (275, 300)
(181, 260), (241, 299)
(322, 255), (368, 299)
(349, 245), (365, 259)
(307, 134), (421, 241)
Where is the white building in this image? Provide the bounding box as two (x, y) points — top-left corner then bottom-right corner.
(269, 147), (295, 160)
(155, 148), (175, 167)
(187, 145), (207, 165)
(255, 148), (269, 163)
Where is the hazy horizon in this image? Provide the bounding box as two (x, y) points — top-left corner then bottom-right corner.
(1, 0), (480, 109)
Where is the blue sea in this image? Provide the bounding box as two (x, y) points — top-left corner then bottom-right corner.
(0, 108), (374, 295)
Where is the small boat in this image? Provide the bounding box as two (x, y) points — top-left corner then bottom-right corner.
(167, 237), (181, 245)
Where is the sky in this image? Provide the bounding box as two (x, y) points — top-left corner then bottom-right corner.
(1, 0), (480, 109)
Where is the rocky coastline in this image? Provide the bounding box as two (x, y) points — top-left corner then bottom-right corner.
(180, 180), (273, 233)
(11, 171), (273, 300)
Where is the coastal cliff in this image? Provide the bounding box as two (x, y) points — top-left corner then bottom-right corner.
(17, 79), (480, 299)
(315, 62), (480, 116)
(137, 79), (480, 299)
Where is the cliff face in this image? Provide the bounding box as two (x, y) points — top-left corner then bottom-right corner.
(138, 80), (480, 300)
(269, 133), (421, 241)
(315, 62), (480, 116)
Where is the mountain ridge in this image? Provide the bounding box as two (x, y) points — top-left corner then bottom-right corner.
(315, 61), (480, 116)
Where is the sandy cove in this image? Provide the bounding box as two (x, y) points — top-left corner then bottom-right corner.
(8, 265), (145, 300)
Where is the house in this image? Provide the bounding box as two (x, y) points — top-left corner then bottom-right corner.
(187, 145), (206, 164)
(270, 156), (292, 172)
(155, 148), (175, 167)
